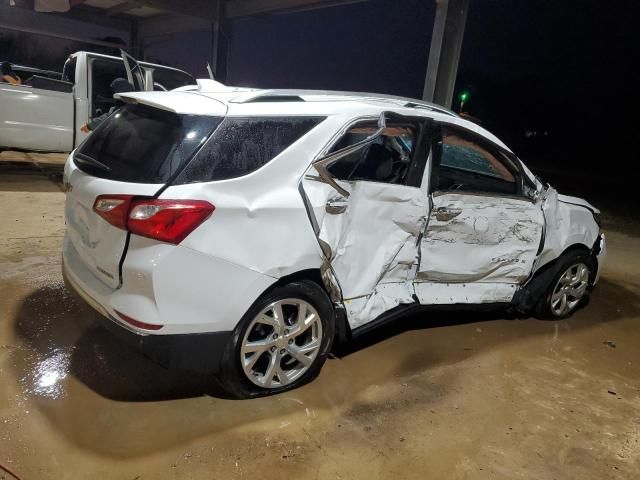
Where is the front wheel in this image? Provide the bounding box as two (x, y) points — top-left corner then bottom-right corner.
(219, 280), (335, 398)
(536, 251), (595, 319)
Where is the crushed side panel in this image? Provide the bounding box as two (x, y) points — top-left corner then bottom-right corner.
(418, 193), (543, 284)
(301, 174), (426, 329)
(534, 187), (600, 272)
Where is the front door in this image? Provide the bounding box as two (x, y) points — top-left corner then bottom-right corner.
(301, 115), (431, 328)
(415, 122), (544, 304)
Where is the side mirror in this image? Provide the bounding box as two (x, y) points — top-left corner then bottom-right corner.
(312, 111), (387, 198)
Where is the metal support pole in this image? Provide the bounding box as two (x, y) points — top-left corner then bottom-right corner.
(436, 0), (469, 108)
(211, 0), (221, 78)
(422, 0), (448, 103)
(130, 19), (144, 59)
(422, 0), (469, 108)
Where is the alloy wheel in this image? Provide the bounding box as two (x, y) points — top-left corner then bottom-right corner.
(550, 262), (590, 317)
(240, 299), (323, 389)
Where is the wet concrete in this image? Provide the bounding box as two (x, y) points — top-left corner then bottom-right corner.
(1, 168), (640, 479)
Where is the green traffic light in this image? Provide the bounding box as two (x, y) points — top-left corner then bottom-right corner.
(459, 91), (469, 102)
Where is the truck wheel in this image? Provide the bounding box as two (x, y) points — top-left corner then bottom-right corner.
(219, 280), (335, 399)
(535, 250), (595, 319)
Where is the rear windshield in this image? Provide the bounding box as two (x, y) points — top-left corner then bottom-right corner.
(75, 104), (221, 183)
(173, 116), (325, 184)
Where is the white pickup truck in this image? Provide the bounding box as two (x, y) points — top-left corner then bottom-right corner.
(0, 51), (195, 152)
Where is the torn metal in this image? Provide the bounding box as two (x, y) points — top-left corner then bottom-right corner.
(534, 187), (600, 273)
(418, 192), (544, 284)
(302, 175), (426, 329)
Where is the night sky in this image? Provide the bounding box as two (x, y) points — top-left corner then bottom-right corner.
(1, 0), (639, 172)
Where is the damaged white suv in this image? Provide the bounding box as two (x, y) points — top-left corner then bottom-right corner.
(62, 83), (606, 397)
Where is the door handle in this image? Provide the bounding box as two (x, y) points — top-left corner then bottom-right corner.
(434, 206), (462, 221)
(326, 199), (348, 215)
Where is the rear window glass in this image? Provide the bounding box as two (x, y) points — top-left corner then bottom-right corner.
(174, 116), (325, 184)
(75, 104), (221, 183)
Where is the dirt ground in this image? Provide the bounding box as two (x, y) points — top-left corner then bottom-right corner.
(1, 163), (639, 479)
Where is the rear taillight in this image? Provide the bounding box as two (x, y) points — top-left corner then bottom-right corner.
(128, 199), (214, 244)
(93, 196), (214, 244)
(93, 195), (134, 229)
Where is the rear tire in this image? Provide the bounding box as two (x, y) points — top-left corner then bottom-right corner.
(218, 280), (335, 399)
(535, 250), (595, 319)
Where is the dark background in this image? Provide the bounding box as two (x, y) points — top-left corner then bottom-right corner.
(1, 0), (639, 184)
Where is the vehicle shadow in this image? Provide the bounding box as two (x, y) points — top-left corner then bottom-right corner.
(9, 276), (639, 458)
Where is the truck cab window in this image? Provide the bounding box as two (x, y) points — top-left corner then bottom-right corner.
(62, 57), (76, 84)
(89, 58), (128, 117)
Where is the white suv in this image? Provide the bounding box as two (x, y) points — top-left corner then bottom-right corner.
(62, 83), (606, 398)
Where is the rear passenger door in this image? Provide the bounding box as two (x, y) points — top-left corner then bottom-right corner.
(415, 122), (543, 303)
(301, 114), (431, 329)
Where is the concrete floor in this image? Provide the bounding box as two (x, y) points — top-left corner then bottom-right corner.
(1, 165), (639, 479)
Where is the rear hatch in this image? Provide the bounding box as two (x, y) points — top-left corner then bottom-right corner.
(65, 101), (223, 288)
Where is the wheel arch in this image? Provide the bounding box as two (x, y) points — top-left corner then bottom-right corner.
(256, 268), (351, 347)
(560, 242), (599, 277)
(512, 242), (596, 316)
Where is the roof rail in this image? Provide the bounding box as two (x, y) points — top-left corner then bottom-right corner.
(246, 94), (305, 103)
(230, 90), (306, 103)
(403, 101), (457, 116)
(229, 89), (458, 117)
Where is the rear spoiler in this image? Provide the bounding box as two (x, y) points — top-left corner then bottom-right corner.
(115, 91), (227, 117)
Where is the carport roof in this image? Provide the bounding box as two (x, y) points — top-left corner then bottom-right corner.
(52, 0), (370, 21)
(2, 0), (369, 48)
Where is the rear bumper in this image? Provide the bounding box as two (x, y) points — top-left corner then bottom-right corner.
(61, 232), (275, 335)
(62, 231), (276, 372)
(63, 260), (231, 373)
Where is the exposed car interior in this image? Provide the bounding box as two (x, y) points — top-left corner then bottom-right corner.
(327, 122), (417, 185)
(90, 58), (129, 117)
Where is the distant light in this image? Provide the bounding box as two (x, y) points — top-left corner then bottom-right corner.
(459, 91), (470, 102)
(186, 131), (197, 140)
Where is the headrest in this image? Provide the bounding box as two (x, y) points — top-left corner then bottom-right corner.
(367, 144), (393, 181)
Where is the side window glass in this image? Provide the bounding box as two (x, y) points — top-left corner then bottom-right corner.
(436, 126), (519, 195)
(442, 131), (514, 181)
(175, 116), (324, 184)
(327, 120), (417, 186)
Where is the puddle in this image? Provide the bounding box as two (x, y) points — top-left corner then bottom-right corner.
(1, 173), (640, 479)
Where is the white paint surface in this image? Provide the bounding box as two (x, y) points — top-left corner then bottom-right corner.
(414, 282), (517, 305)
(0, 84), (73, 151)
(419, 192), (544, 284)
